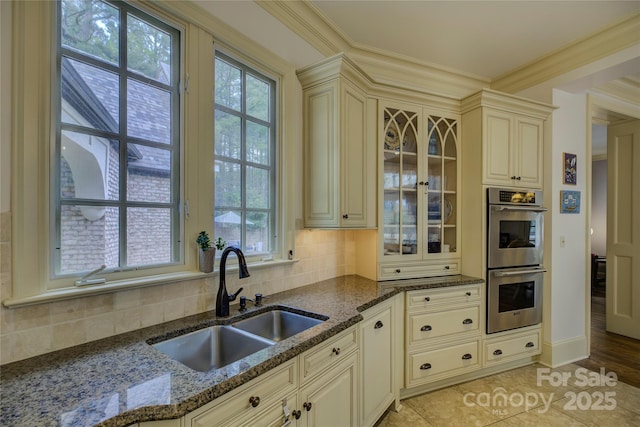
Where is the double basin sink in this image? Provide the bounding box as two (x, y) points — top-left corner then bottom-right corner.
(152, 309), (327, 372)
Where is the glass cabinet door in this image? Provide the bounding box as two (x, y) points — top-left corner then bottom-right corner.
(425, 116), (458, 255)
(383, 107), (418, 257)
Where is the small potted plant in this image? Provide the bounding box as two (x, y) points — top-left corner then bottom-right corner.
(196, 231), (215, 273)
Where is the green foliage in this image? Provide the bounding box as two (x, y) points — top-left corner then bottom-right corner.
(196, 231), (211, 250)
(214, 237), (226, 250)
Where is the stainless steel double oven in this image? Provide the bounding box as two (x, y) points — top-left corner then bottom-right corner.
(487, 188), (546, 334)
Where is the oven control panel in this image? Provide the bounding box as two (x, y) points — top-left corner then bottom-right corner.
(488, 188), (542, 206)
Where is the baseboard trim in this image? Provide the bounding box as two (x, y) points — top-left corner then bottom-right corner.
(539, 335), (588, 368)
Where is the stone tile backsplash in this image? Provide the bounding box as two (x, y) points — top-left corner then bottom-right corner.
(0, 210), (360, 365)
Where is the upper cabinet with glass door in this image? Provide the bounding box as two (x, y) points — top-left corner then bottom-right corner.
(379, 101), (461, 281)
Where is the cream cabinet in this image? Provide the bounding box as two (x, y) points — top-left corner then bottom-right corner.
(405, 284), (481, 387)
(461, 89), (554, 190)
(359, 296), (401, 427)
(184, 359), (298, 427)
(484, 326), (541, 366)
(379, 100), (461, 280)
(297, 55), (375, 228)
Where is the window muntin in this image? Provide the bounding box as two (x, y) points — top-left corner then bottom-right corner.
(55, 0), (181, 278)
(214, 53), (276, 257)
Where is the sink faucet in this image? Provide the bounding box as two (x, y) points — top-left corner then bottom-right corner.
(216, 246), (250, 317)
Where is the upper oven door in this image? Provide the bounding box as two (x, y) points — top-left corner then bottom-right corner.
(488, 205), (545, 269)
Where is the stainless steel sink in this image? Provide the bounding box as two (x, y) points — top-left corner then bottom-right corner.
(152, 325), (274, 372)
(152, 309), (327, 372)
(231, 310), (325, 342)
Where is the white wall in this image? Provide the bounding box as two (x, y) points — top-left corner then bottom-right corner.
(542, 89), (589, 365)
(591, 159), (607, 256)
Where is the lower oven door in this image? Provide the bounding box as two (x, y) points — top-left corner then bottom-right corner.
(487, 267), (545, 334)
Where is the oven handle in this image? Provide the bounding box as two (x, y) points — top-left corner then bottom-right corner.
(492, 206), (548, 213)
(494, 268), (547, 277)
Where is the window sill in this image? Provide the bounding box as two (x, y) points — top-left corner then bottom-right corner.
(3, 258), (297, 308)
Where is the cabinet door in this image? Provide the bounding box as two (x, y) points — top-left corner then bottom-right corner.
(483, 109), (513, 185)
(514, 116), (543, 187)
(361, 305), (393, 427)
(299, 352), (358, 427)
(340, 81), (368, 226)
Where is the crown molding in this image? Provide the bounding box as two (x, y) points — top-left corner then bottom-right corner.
(589, 75), (640, 106)
(491, 13), (640, 94)
(461, 88), (556, 119)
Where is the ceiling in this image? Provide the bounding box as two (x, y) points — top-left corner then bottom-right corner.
(308, 1), (639, 80)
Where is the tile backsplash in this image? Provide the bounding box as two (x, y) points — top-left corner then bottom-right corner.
(0, 211), (360, 365)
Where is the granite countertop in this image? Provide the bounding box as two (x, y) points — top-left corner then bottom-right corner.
(0, 274), (482, 427)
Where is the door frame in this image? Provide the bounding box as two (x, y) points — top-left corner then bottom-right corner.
(586, 94), (640, 354)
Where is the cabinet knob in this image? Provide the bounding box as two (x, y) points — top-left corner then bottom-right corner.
(374, 320), (384, 329)
(510, 175), (517, 180)
(343, 214), (349, 219)
(420, 325), (432, 332)
(292, 409), (302, 419)
(444, 265), (450, 270)
(462, 318), (473, 325)
(332, 347), (341, 356)
(466, 291), (471, 296)
(525, 341), (535, 348)
(249, 396), (261, 407)
(395, 269), (401, 274)
(517, 176), (522, 181)
(303, 402), (312, 411)
(493, 349), (503, 356)
(462, 353), (473, 360)
(424, 297), (431, 302)
(420, 363), (432, 370)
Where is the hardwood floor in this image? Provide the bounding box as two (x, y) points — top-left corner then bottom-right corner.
(575, 294), (640, 388)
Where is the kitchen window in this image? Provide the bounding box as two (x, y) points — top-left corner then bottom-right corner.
(54, 0), (182, 279)
(214, 53), (277, 257)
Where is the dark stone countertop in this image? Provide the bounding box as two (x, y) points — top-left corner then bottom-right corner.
(0, 274), (482, 427)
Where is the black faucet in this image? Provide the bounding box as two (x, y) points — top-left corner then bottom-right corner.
(216, 246), (250, 317)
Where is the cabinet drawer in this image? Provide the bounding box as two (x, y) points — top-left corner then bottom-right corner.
(485, 331), (540, 364)
(379, 261), (460, 280)
(408, 340), (480, 386)
(409, 306), (479, 343)
(406, 285), (481, 309)
(300, 327), (358, 384)
(187, 360), (297, 427)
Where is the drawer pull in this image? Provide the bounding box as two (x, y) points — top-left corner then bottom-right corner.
(343, 214), (349, 219)
(374, 320), (384, 329)
(249, 396), (261, 407)
(396, 269), (401, 274)
(493, 349), (503, 356)
(303, 402), (312, 411)
(424, 297), (431, 302)
(420, 363), (432, 370)
(332, 347), (341, 356)
(462, 318), (473, 325)
(466, 291), (471, 296)
(462, 353), (473, 360)
(420, 325), (432, 332)
(444, 265), (450, 270)
(292, 410), (302, 419)
(525, 341), (535, 348)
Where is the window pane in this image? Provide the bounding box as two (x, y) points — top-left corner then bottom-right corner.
(127, 208), (172, 266)
(60, 129), (119, 200)
(215, 110), (241, 159)
(215, 59), (241, 111)
(61, 57), (119, 132)
(246, 74), (269, 121)
(246, 121), (270, 165)
(247, 166), (270, 209)
(214, 210), (241, 250)
(127, 79), (171, 144)
(60, 205), (119, 275)
(127, 144), (171, 203)
(246, 212), (269, 255)
(215, 161), (241, 207)
(61, 0), (119, 65)
(127, 14), (172, 84)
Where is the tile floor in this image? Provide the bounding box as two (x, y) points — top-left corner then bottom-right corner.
(377, 363), (640, 427)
